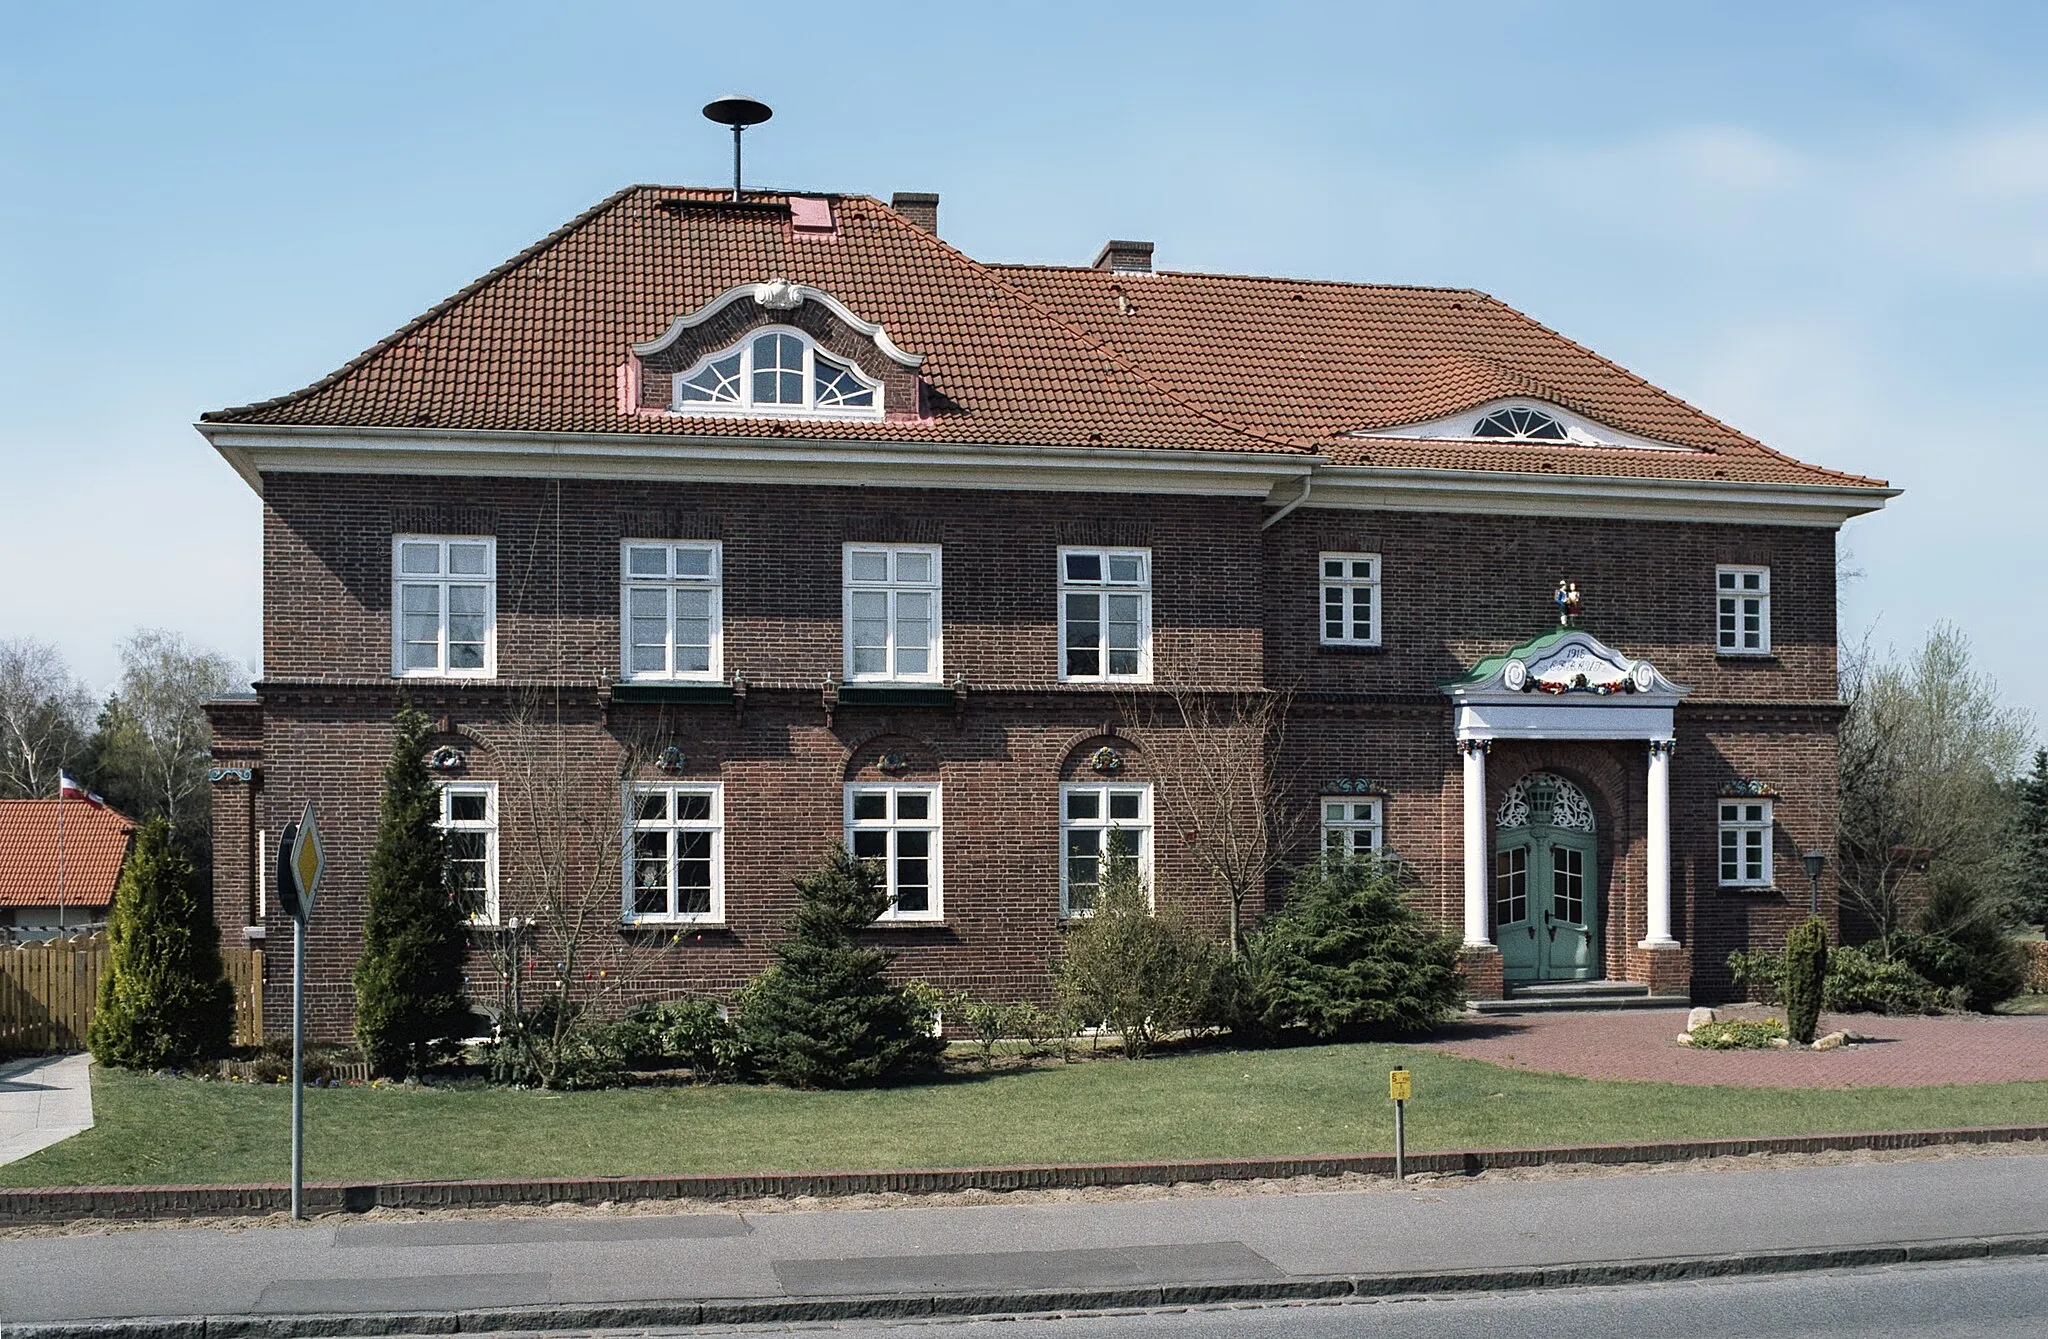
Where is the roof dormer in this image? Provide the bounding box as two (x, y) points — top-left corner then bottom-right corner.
(626, 279), (926, 423)
(1350, 398), (1694, 453)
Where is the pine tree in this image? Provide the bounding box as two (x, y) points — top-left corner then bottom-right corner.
(738, 846), (945, 1088)
(2016, 749), (2048, 935)
(352, 705), (468, 1078)
(87, 817), (235, 1070)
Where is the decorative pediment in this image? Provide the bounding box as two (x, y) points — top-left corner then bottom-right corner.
(633, 281), (923, 367)
(1446, 628), (1688, 704)
(1351, 397), (1691, 454)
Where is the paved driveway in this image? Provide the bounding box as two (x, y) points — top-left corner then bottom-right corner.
(0, 1052), (94, 1164)
(1419, 1008), (2048, 1087)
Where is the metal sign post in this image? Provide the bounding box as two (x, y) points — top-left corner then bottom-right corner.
(1389, 1067), (1412, 1181)
(277, 802), (325, 1222)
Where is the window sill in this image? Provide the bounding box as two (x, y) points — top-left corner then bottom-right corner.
(610, 682), (735, 705)
(866, 918), (949, 930)
(1718, 884), (1783, 896)
(621, 919), (731, 933)
(836, 684), (956, 708)
(1715, 652), (1778, 663)
(1317, 642), (1385, 655)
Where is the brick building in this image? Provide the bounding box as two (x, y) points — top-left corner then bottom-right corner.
(197, 186), (1894, 1038)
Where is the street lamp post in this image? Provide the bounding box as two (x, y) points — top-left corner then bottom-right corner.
(1802, 849), (1827, 920)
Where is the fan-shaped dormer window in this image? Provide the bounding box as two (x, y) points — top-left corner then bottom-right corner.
(672, 328), (883, 419)
(1473, 406), (1569, 440)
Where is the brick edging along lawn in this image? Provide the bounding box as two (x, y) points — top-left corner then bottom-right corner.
(4, 1123), (2044, 1224)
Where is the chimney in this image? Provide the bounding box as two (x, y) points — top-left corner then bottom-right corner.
(1092, 239), (1154, 274)
(892, 191), (939, 234)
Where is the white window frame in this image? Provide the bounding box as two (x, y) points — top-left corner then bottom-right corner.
(1060, 781), (1153, 918)
(1321, 796), (1384, 858)
(1319, 552), (1382, 648)
(842, 544), (943, 683)
(1716, 565), (1772, 656)
(624, 783), (725, 924)
(392, 535), (497, 678)
(845, 783), (943, 921)
(438, 781), (500, 926)
(1057, 548), (1152, 683)
(620, 540), (723, 682)
(668, 325), (885, 421)
(1719, 798), (1774, 887)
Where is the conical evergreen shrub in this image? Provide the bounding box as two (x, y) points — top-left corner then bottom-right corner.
(352, 705), (468, 1078)
(738, 845), (945, 1088)
(1784, 916), (1829, 1044)
(87, 818), (235, 1070)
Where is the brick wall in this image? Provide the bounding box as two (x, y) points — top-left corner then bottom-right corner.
(232, 471), (1844, 1034)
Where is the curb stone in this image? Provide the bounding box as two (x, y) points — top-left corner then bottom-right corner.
(3, 1124), (2046, 1225)
(10, 1234), (2048, 1339)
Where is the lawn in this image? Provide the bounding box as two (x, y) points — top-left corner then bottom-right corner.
(7, 1042), (2047, 1189)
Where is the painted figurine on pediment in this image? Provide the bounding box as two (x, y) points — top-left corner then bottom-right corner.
(1554, 579), (1582, 627)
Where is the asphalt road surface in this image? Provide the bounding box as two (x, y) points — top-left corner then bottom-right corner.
(671, 1256), (2048, 1338)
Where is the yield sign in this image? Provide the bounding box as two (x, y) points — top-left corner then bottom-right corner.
(288, 801), (325, 923)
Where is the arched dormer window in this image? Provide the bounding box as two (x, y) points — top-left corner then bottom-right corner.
(1473, 406), (1568, 441)
(671, 328), (884, 420)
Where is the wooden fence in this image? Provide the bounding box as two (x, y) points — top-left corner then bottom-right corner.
(0, 936), (264, 1057)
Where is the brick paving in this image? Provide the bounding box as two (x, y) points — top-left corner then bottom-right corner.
(1419, 1007), (2048, 1088)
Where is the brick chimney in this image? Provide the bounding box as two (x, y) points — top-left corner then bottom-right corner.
(1092, 240), (1154, 274)
(892, 192), (939, 234)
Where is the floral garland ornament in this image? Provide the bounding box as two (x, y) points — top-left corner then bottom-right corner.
(878, 752), (911, 776)
(429, 746), (466, 775)
(655, 746), (688, 775)
(1088, 745), (1124, 775)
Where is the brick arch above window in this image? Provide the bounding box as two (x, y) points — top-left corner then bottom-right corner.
(1057, 731), (1151, 783)
(843, 733), (943, 782)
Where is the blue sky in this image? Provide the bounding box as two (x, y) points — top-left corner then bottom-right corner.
(2, 2), (2043, 734)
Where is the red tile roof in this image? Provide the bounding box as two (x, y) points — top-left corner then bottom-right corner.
(0, 800), (135, 908)
(204, 186), (1884, 489)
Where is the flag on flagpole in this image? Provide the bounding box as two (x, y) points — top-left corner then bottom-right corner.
(57, 771), (106, 808)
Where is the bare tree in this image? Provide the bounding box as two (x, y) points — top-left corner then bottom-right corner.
(92, 630), (248, 853)
(1128, 685), (1307, 954)
(1838, 622), (2034, 940)
(484, 686), (665, 1085)
(0, 638), (95, 799)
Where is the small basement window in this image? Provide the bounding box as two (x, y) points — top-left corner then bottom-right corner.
(670, 328), (883, 419)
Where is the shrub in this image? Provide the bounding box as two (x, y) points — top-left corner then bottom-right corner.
(1052, 861), (1226, 1059)
(1729, 943), (1943, 1014)
(612, 999), (752, 1081)
(1784, 918), (1829, 1044)
(1688, 1017), (1786, 1050)
(737, 846), (945, 1088)
(87, 818), (235, 1071)
(1240, 856), (1466, 1039)
(1726, 949), (1784, 1005)
(353, 706), (469, 1078)
(1892, 877), (2028, 1012)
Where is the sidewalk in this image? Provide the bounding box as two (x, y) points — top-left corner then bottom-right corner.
(1419, 1007), (2048, 1087)
(0, 1055), (92, 1167)
(2, 1148), (2044, 1331)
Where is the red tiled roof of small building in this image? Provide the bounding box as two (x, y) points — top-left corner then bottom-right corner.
(0, 800), (136, 908)
(204, 186), (1884, 489)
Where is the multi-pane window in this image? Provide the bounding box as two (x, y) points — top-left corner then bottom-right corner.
(1059, 549), (1150, 682)
(1321, 797), (1383, 857)
(439, 782), (498, 925)
(393, 537), (495, 677)
(846, 784), (941, 920)
(1061, 783), (1152, 917)
(1719, 799), (1774, 887)
(844, 546), (941, 682)
(672, 328), (883, 418)
(1716, 566), (1771, 655)
(1320, 553), (1381, 647)
(626, 784), (723, 923)
(1493, 845), (1528, 927)
(622, 541), (722, 681)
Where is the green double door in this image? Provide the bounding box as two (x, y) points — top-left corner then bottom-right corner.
(1494, 805), (1600, 984)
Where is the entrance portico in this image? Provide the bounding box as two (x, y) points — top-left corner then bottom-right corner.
(1444, 629), (1690, 995)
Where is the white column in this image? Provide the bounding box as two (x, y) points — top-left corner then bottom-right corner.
(1460, 739), (1491, 947)
(1640, 738), (1679, 948)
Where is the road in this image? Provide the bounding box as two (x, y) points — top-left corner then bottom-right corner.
(673, 1256), (2048, 1338)
(1, 1152), (2044, 1332)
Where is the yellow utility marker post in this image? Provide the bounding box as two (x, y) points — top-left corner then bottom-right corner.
(1389, 1067), (1412, 1181)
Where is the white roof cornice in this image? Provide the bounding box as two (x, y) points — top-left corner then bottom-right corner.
(631, 280), (925, 367)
